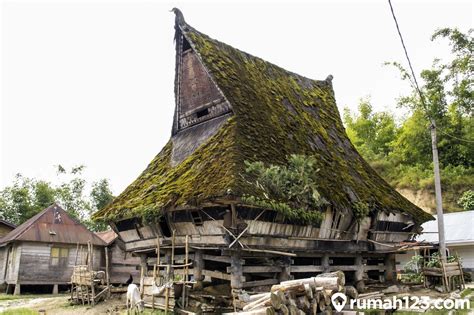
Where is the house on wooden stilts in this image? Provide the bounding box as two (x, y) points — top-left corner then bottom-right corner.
(95, 230), (141, 285)
(0, 203), (106, 295)
(92, 9), (434, 294)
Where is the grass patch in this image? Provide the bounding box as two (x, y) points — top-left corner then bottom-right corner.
(0, 308), (37, 315)
(0, 294), (64, 301)
(461, 288), (473, 298)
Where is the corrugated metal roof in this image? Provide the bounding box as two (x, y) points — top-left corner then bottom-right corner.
(0, 203), (106, 246)
(417, 210), (474, 245)
(95, 230), (118, 245)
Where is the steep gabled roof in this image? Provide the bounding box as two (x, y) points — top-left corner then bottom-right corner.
(1, 203), (106, 246)
(93, 12), (433, 224)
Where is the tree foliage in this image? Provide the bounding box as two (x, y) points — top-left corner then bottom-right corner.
(344, 27), (473, 212)
(0, 166), (114, 231)
(458, 190), (474, 210)
(242, 154), (327, 224)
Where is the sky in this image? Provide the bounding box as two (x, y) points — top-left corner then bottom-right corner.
(1, 0), (472, 195)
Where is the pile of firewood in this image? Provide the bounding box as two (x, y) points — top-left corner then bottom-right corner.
(234, 271), (358, 315)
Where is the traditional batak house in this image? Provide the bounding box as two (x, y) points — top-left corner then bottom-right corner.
(93, 10), (433, 291)
(0, 204), (106, 295)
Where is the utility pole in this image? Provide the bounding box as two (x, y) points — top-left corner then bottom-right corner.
(430, 120), (447, 263)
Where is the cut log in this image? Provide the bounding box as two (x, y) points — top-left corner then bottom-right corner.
(315, 271), (345, 289)
(277, 290), (287, 306)
(248, 292), (271, 302)
(310, 301), (318, 315)
(321, 309), (333, 315)
(304, 283), (313, 299)
(223, 307), (273, 315)
(315, 290), (323, 304)
(243, 294), (271, 311)
(288, 304), (298, 315)
(270, 293), (282, 310)
(318, 301), (326, 312)
(271, 283), (306, 293)
(322, 290), (331, 306)
(296, 296), (310, 312)
(280, 304), (289, 315)
(358, 291), (381, 298)
(266, 307), (276, 315)
(344, 286), (358, 299)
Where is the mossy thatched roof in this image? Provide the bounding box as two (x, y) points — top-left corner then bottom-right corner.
(93, 15), (433, 224)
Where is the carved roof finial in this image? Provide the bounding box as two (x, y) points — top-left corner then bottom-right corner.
(170, 8), (186, 26)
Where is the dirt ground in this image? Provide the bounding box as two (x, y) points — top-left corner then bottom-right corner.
(0, 293), (143, 315)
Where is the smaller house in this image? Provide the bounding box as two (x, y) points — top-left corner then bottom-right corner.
(0, 220), (16, 237)
(0, 203), (106, 294)
(397, 210), (474, 273)
(96, 230), (141, 284)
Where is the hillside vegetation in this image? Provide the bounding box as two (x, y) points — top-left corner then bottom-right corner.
(344, 28), (473, 213)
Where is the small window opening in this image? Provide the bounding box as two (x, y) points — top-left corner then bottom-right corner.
(116, 218), (140, 231)
(196, 108), (209, 118)
(159, 216), (172, 238)
(190, 210), (203, 226)
(50, 247), (69, 267)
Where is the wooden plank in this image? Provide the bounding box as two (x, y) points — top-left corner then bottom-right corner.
(203, 254), (244, 264)
(242, 278), (279, 288)
(240, 266), (282, 273)
(290, 265), (324, 273)
(202, 270), (232, 281)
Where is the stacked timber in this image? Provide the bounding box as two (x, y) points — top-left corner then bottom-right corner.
(232, 271), (355, 315)
(71, 265), (105, 286)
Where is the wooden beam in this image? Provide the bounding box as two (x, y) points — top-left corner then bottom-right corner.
(290, 265), (324, 273)
(202, 270), (232, 281)
(227, 266), (282, 273)
(203, 254), (244, 264)
(242, 279), (279, 288)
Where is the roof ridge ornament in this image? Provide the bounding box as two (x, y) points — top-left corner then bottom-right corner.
(170, 8), (186, 27)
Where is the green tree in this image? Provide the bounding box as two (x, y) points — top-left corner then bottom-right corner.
(343, 98), (397, 160)
(386, 28), (473, 168)
(0, 174), (56, 224)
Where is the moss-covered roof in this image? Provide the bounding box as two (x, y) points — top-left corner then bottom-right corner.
(93, 15), (433, 224)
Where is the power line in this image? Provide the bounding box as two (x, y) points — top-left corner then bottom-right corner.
(387, 0), (474, 144)
(387, 0), (427, 112)
(436, 126), (474, 143)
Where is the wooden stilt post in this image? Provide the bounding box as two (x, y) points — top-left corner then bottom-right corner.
(139, 255), (147, 299)
(384, 253), (395, 283)
(194, 249), (203, 290)
(355, 254), (365, 292)
(52, 284), (58, 295)
(13, 283), (20, 296)
(105, 247), (110, 298)
(230, 250), (243, 313)
(152, 236), (160, 310)
(321, 254), (330, 273)
(278, 257), (291, 282)
(182, 235), (189, 307)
